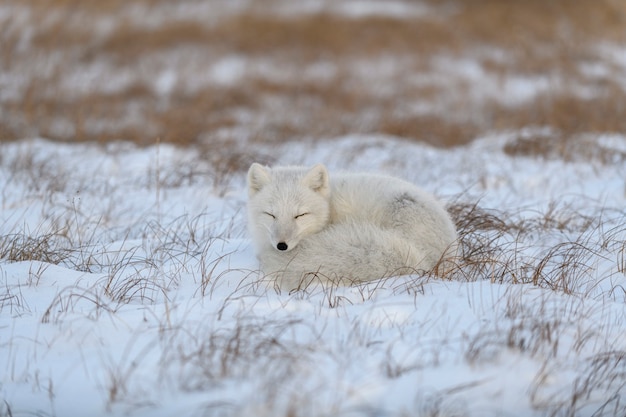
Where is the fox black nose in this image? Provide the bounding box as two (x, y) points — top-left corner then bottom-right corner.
(277, 242), (288, 251)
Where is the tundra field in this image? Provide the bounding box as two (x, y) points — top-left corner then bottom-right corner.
(1, 1), (626, 416)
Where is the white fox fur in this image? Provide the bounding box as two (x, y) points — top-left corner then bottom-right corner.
(247, 163), (458, 291)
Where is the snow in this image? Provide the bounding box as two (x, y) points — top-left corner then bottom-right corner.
(1, 133), (625, 417)
(331, 1), (433, 19)
(3, 0), (626, 413)
(209, 56), (249, 86)
(271, 0), (433, 19)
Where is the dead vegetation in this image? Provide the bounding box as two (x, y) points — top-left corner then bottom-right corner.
(1, 145), (625, 416)
(436, 199), (626, 298)
(1, 0), (625, 163)
(1, 3), (626, 413)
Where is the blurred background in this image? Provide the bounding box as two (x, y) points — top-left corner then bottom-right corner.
(1, 0), (625, 161)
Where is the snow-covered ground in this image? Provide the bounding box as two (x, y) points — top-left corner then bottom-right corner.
(2, 0), (626, 415)
(1, 134), (625, 416)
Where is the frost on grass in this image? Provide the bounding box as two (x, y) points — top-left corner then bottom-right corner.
(1, 137), (626, 417)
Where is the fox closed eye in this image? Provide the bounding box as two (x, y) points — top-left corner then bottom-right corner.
(263, 212), (276, 219)
(294, 213), (309, 219)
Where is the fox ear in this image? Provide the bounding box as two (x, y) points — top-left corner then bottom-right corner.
(302, 163), (329, 197)
(247, 163), (272, 196)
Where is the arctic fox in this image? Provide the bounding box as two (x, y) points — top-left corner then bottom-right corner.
(247, 163), (458, 291)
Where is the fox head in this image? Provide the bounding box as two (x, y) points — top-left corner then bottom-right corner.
(247, 163), (331, 252)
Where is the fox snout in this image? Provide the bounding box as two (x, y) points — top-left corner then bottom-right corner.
(270, 233), (299, 252)
(273, 236), (296, 251)
(271, 221), (300, 252)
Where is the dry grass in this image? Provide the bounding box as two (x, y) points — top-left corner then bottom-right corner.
(1, 139), (625, 415)
(440, 199), (625, 297)
(1, 0), (625, 164)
